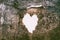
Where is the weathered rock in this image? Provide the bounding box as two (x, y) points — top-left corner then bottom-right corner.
(32, 9), (60, 40)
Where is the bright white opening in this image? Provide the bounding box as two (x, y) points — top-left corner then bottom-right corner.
(1, 17), (4, 24)
(22, 13), (38, 33)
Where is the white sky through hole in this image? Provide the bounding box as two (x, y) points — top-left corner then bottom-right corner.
(22, 13), (38, 33)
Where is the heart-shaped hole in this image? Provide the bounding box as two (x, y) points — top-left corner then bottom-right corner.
(22, 13), (38, 33)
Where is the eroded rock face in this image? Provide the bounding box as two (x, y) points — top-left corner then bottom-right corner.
(0, 3), (60, 40)
(32, 11), (60, 40)
(20, 7), (60, 40)
(0, 4), (30, 40)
